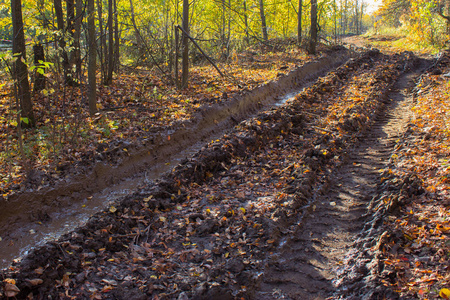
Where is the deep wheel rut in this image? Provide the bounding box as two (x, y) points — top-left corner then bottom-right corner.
(253, 63), (425, 299)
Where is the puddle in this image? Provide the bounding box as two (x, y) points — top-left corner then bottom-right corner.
(0, 142), (204, 269)
(275, 90), (303, 107)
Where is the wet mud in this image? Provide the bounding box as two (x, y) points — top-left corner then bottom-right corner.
(0, 49), (350, 269)
(0, 49), (432, 300)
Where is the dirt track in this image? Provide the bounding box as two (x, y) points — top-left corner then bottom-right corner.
(0, 50), (350, 270)
(0, 49), (432, 299)
(254, 59), (427, 300)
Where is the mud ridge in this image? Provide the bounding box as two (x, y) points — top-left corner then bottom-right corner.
(0, 50), (350, 269)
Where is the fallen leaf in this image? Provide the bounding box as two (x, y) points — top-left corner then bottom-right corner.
(440, 288), (450, 299)
(4, 283), (20, 298)
(4, 278), (15, 284)
(26, 278), (44, 286)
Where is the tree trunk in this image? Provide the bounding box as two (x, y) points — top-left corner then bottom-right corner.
(221, 0), (226, 57)
(259, 0), (268, 41)
(33, 43), (46, 93)
(12, 0), (35, 127)
(309, 0), (318, 54)
(446, 0), (450, 34)
(66, 0), (77, 81)
(54, 0), (73, 84)
(334, 0), (337, 43)
(97, 0), (107, 83)
(227, 0), (231, 55)
(129, 0), (141, 51)
(355, 0), (359, 34)
(297, 0), (302, 44)
(181, 0), (189, 88)
(114, 0), (120, 73)
(175, 25), (179, 88)
(106, 0), (114, 85)
(73, 0), (83, 75)
(54, 0), (64, 34)
(360, 2), (364, 34)
(66, 0), (75, 35)
(88, 0), (97, 115)
(243, 0), (250, 45)
(343, 0), (348, 35)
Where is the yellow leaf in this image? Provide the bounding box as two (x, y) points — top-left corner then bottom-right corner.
(109, 206), (117, 213)
(4, 278), (16, 284)
(239, 207), (246, 214)
(440, 288), (450, 299)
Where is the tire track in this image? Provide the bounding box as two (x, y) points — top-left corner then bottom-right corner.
(253, 60), (427, 300)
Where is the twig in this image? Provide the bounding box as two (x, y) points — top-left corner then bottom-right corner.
(311, 126), (351, 137)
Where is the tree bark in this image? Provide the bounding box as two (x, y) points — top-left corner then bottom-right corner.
(66, 0), (77, 81)
(12, 0), (35, 127)
(114, 0), (120, 73)
(54, 0), (73, 84)
(259, 0), (268, 41)
(129, 0), (141, 51)
(97, 0), (107, 83)
(73, 0), (83, 75)
(174, 25), (179, 88)
(33, 43), (46, 93)
(297, 0), (302, 44)
(309, 0), (318, 54)
(88, 0), (97, 115)
(333, 0), (337, 43)
(221, 0), (226, 56)
(106, 0), (114, 85)
(354, 0), (359, 34)
(66, 0), (75, 34)
(343, 0), (348, 35)
(181, 0), (189, 88)
(243, 0), (250, 45)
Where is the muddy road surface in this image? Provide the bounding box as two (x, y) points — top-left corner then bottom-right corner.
(0, 49), (432, 300)
(254, 58), (428, 300)
(0, 49), (350, 270)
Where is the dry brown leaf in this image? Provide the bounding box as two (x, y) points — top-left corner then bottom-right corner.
(26, 278), (43, 286)
(4, 283), (20, 298)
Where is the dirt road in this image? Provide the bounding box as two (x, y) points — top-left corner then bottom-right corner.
(0, 49), (431, 300)
(254, 59), (426, 300)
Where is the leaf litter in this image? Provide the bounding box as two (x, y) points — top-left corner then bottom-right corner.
(1, 48), (435, 299)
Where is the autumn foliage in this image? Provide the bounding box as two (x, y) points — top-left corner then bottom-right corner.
(371, 51), (450, 299)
